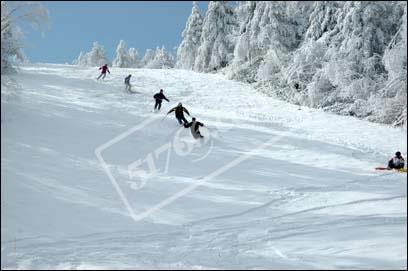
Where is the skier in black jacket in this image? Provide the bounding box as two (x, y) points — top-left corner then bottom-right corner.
(184, 117), (204, 138)
(153, 89), (169, 111)
(167, 102), (190, 125)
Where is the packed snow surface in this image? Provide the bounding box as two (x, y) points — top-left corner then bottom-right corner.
(1, 64), (407, 269)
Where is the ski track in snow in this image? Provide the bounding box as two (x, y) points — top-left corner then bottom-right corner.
(1, 64), (407, 269)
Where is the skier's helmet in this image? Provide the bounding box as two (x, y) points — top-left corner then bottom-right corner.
(396, 151), (402, 157)
(178, 102), (182, 106)
(160, 89), (163, 93)
(192, 117), (196, 121)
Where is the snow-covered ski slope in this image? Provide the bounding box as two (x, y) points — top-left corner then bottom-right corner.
(1, 64), (407, 269)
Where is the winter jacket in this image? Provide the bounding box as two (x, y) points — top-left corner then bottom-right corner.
(99, 65), (110, 74)
(184, 120), (203, 133)
(388, 156), (405, 169)
(184, 120), (204, 138)
(153, 93), (169, 102)
(167, 106), (190, 118)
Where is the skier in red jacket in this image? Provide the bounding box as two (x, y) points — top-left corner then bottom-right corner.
(97, 64), (110, 80)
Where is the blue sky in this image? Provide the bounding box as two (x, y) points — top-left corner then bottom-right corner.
(22, 1), (210, 64)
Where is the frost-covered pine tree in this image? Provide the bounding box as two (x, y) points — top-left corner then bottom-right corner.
(227, 1), (257, 81)
(112, 40), (130, 68)
(141, 49), (156, 67)
(179, 1), (406, 126)
(176, 1), (203, 70)
(128, 47), (141, 68)
(231, 1), (256, 64)
(279, 1), (341, 103)
(326, 2), (398, 80)
(304, 1), (340, 41)
(146, 46), (174, 69)
(316, 2), (404, 117)
(194, 1), (238, 72)
(379, 2), (407, 126)
(73, 51), (86, 65)
(283, 2), (404, 125)
(86, 41), (109, 67)
(228, 2), (312, 82)
(254, 2), (312, 82)
(74, 42), (108, 67)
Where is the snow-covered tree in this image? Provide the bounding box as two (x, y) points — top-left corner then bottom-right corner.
(263, 1), (406, 125)
(128, 47), (141, 68)
(146, 46), (174, 69)
(315, 2), (405, 121)
(73, 51), (86, 65)
(254, 2), (313, 82)
(227, 1), (312, 82)
(231, 1), (256, 64)
(1, 1), (49, 73)
(141, 48), (155, 67)
(87, 41), (109, 67)
(277, 2), (342, 104)
(112, 40), (130, 68)
(194, 1), (238, 72)
(176, 1), (406, 125)
(1, 14), (23, 71)
(383, 4), (407, 82)
(76, 41), (141, 68)
(176, 1), (203, 70)
(379, 2), (407, 126)
(304, 1), (340, 41)
(75, 41), (109, 67)
(226, 1), (259, 82)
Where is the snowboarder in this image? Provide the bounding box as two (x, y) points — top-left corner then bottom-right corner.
(153, 89), (169, 111)
(388, 151), (405, 169)
(124, 74), (132, 91)
(184, 117), (204, 139)
(97, 64), (110, 80)
(167, 102), (190, 125)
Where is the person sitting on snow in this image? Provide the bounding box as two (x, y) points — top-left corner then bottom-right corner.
(388, 151), (405, 169)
